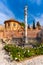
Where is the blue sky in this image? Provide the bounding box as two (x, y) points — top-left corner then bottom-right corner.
(0, 0), (43, 26)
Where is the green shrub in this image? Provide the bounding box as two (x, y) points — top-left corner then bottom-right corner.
(4, 44), (43, 61)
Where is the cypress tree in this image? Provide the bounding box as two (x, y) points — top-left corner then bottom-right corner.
(33, 20), (36, 29)
(36, 21), (41, 29)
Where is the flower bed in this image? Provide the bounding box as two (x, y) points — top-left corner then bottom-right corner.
(4, 44), (43, 61)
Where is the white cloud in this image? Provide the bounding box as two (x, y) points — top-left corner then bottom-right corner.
(30, 14), (43, 26)
(0, 1), (15, 24)
(29, 0), (41, 5)
(36, 0), (41, 5)
(0, 13), (10, 24)
(35, 14), (43, 26)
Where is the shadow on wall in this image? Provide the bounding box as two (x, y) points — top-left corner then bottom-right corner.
(36, 29), (43, 43)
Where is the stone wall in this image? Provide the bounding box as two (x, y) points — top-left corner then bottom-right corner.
(0, 29), (42, 43)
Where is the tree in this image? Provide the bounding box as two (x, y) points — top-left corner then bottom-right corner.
(28, 24), (30, 29)
(21, 22), (25, 28)
(33, 20), (36, 29)
(36, 21), (41, 29)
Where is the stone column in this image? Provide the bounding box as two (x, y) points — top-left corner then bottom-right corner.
(24, 6), (28, 44)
